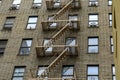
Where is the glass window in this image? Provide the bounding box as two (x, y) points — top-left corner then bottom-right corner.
(110, 36), (114, 53)
(0, 0), (2, 4)
(66, 38), (76, 54)
(108, 0), (112, 6)
(33, 0), (42, 6)
(12, 0), (21, 8)
(88, 37), (98, 53)
(112, 65), (116, 80)
(19, 39), (32, 55)
(109, 13), (112, 27)
(89, 14), (98, 27)
(37, 66), (47, 77)
(62, 65), (74, 78)
(48, 16), (57, 29)
(68, 15), (78, 28)
(43, 39), (53, 54)
(4, 17), (15, 30)
(26, 16), (38, 29)
(0, 40), (8, 54)
(87, 66), (99, 80)
(89, 0), (98, 6)
(12, 67), (25, 80)
(53, 0), (60, 8)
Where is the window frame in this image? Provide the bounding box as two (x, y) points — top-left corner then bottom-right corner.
(37, 65), (48, 77)
(88, 37), (99, 53)
(87, 65), (99, 80)
(0, 39), (8, 54)
(109, 13), (112, 27)
(108, 0), (112, 6)
(112, 65), (116, 80)
(12, 66), (26, 80)
(19, 39), (32, 55)
(62, 65), (74, 78)
(89, 0), (98, 7)
(26, 16), (38, 30)
(110, 36), (114, 53)
(53, 0), (61, 8)
(12, 0), (21, 8)
(4, 17), (15, 30)
(33, 0), (42, 7)
(88, 14), (99, 27)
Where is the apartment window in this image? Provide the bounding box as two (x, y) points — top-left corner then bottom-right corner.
(0, 40), (8, 54)
(53, 0), (60, 8)
(43, 39), (53, 54)
(19, 39), (32, 55)
(12, 66), (25, 80)
(33, 0), (42, 7)
(88, 37), (98, 53)
(108, 0), (112, 6)
(26, 16), (38, 29)
(62, 65), (74, 78)
(110, 36), (114, 53)
(37, 66), (47, 77)
(4, 17), (15, 30)
(109, 13), (112, 27)
(12, 0), (21, 8)
(48, 16), (57, 29)
(66, 38), (76, 54)
(0, 0), (2, 4)
(89, 0), (98, 6)
(89, 14), (98, 27)
(69, 15), (78, 28)
(87, 65), (99, 80)
(112, 65), (116, 80)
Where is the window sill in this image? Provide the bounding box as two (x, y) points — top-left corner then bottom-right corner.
(17, 54), (30, 56)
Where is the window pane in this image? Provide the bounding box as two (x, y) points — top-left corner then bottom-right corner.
(13, 0), (21, 4)
(63, 66), (74, 75)
(113, 76), (116, 80)
(112, 66), (115, 75)
(109, 14), (112, 20)
(109, 0), (112, 5)
(66, 38), (76, 46)
(21, 40), (32, 47)
(88, 46), (98, 53)
(88, 38), (98, 45)
(27, 24), (36, 29)
(88, 66), (98, 75)
(89, 15), (98, 21)
(20, 48), (31, 54)
(69, 15), (78, 20)
(111, 46), (114, 52)
(88, 76), (98, 80)
(90, 0), (97, 1)
(109, 21), (112, 26)
(28, 17), (38, 23)
(13, 77), (23, 80)
(34, 0), (42, 3)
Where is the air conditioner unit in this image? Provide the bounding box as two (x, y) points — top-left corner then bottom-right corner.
(89, 2), (98, 6)
(32, 4), (40, 9)
(10, 4), (19, 10)
(89, 23), (98, 27)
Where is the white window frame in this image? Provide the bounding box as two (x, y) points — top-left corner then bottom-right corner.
(4, 17), (15, 29)
(48, 16), (57, 29)
(110, 36), (114, 53)
(112, 65), (116, 80)
(69, 15), (78, 28)
(37, 66), (47, 77)
(33, 0), (42, 7)
(89, 0), (98, 6)
(108, 0), (112, 6)
(53, 0), (60, 8)
(109, 13), (112, 27)
(89, 14), (98, 27)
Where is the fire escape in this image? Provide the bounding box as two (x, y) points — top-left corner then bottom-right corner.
(30, 0), (81, 80)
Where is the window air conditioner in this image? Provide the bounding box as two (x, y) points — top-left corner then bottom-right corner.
(89, 2), (98, 6)
(89, 22), (98, 27)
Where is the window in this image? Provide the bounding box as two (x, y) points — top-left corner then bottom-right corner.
(112, 65), (116, 80)
(4, 17), (15, 30)
(109, 13), (112, 27)
(0, 40), (8, 54)
(110, 36), (114, 53)
(68, 14), (78, 28)
(89, 0), (98, 6)
(87, 65), (99, 80)
(43, 39), (53, 54)
(66, 38), (76, 54)
(33, 0), (42, 7)
(53, 0), (60, 8)
(26, 16), (38, 29)
(88, 37), (98, 53)
(12, 0), (21, 8)
(108, 0), (112, 6)
(0, 0), (2, 4)
(89, 14), (98, 27)
(62, 65), (74, 78)
(19, 39), (32, 55)
(48, 16), (57, 29)
(37, 66), (47, 77)
(12, 66), (25, 80)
